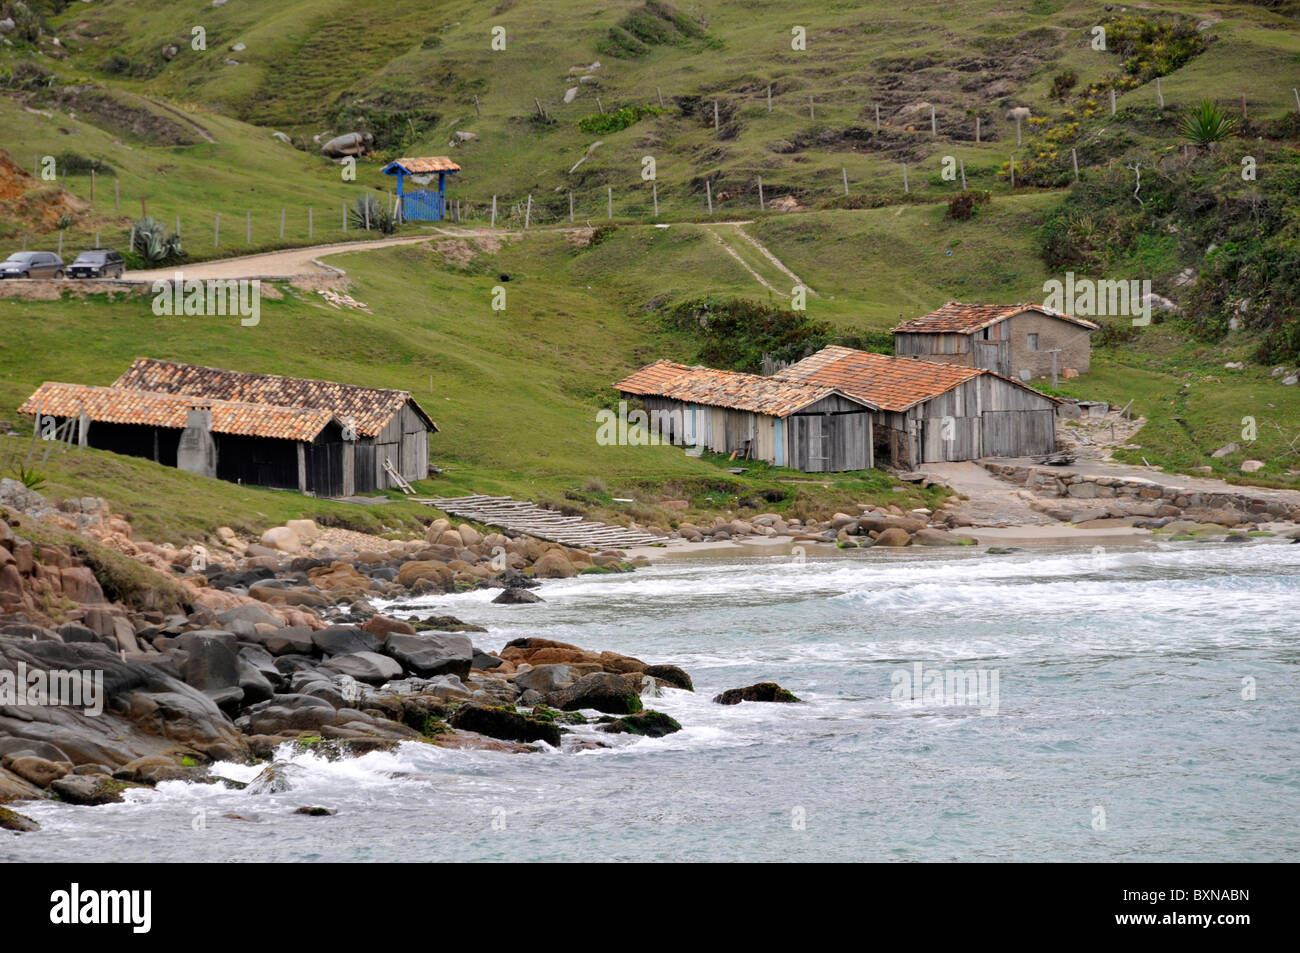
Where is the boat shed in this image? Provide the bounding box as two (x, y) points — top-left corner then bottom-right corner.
(776, 346), (1059, 468)
(615, 360), (877, 471)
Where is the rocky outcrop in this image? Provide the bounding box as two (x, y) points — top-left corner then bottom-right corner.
(713, 682), (801, 705)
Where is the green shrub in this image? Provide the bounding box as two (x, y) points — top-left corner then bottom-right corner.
(577, 104), (663, 135)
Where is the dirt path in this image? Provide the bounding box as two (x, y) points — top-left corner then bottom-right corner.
(702, 224), (816, 298)
(128, 235), (434, 281)
(917, 461), (1053, 526)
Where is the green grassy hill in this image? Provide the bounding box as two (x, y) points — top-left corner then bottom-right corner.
(1, 0), (1298, 536)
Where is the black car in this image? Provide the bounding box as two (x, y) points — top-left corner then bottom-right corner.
(0, 251), (64, 279)
(67, 248), (125, 279)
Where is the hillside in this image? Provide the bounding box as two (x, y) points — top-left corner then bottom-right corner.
(1, 0), (1299, 536)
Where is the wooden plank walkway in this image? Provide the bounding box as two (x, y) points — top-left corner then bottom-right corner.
(419, 494), (670, 549)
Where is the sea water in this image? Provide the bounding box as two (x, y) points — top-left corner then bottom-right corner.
(7, 540), (1299, 862)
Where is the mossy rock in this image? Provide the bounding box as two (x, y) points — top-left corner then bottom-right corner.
(712, 681), (801, 705)
(599, 709), (682, 738)
(450, 703), (563, 747)
(0, 805), (40, 832)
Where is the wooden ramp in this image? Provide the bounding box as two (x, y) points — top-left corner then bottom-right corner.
(420, 494), (670, 549)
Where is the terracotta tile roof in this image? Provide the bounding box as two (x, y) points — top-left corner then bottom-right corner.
(112, 358), (437, 436)
(616, 360), (875, 417)
(775, 347), (984, 412)
(893, 302), (1100, 334)
(19, 382), (337, 441)
(383, 156), (461, 174)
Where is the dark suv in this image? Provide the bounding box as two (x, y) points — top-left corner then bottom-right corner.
(68, 248), (125, 279)
(0, 251), (64, 279)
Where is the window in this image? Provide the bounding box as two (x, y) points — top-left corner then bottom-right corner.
(1027, 333), (1039, 351)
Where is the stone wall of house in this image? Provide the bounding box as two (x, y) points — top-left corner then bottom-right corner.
(983, 462), (1300, 522)
(1006, 312), (1093, 380)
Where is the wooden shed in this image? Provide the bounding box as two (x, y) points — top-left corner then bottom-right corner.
(109, 358), (437, 494)
(776, 347), (1059, 468)
(893, 302), (1099, 380)
(616, 361), (876, 472)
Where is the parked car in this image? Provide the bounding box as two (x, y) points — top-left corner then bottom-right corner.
(0, 251), (64, 279)
(68, 248), (125, 279)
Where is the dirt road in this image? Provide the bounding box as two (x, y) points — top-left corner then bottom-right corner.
(128, 235), (435, 281)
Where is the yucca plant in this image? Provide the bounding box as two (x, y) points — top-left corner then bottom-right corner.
(1180, 99), (1237, 148)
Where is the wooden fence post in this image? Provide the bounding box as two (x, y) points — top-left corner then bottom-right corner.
(114, 177), (120, 211)
(1155, 76), (1163, 108)
(524, 193), (531, 228)
(976, 116), (981, 143)
(767, 84), (772, 112)
(1071, 148), (1079, 181)
(607, 186), (612, 221)
(1010, 156), (1016, 188)
(706, 179), (713, 214)
(569, 190), (574, 223)
(657, 86), (664, 107)
(1016, 116), (1022, 146)
(652, 182), (658, 217)
(596, 96), (604, 114)
(902, 163), (908, 193)
(491, 194), (497, 227)
(714, 99), (719, 132)
(757, 175), (764, 210)
(474, 94), (481, 117)
(959, 158), (966, 189)
(342, 203), (347, 232)
(842, 167), (849, 195)
(931, 104), (937, 136)
(308, 205), (313, 239)
(214, 213), (219, 247)
(809, 95), (815, 120)
(875, 103), (880, 131)
(89, 168), (94, 204)
(280, 208), (286, 239)
(1110, 88), (1116, 116)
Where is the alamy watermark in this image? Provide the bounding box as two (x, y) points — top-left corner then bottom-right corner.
(890, 662), (1000, 716)
(1042, 271), (1153, 326)
(0, 662), (104, 716)
(151, 272), (261, 326)
(596, 400), (703, 451)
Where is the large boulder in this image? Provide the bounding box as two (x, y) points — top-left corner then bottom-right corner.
(383, 632), (474, 679)
(547, 672), (643, 714)
(874, 527), (912, 547)
(713, 681), (801, 705)
(318, 651), (403, 685)
(599, 710), (682, 738)
(643, 664), (694, 692)
(533, 550), (576, 579)
(492, 587), (544, 604)
(449, 704), (562, 747)
(180, 635), (241, 692)
(260, 526), (301, 553)
(311, 625), (381, 657)
(396, 560), (453, 590)
(320, 131), (374, 158)
(512, 663), (578, 694)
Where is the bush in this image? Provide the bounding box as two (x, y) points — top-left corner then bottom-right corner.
(577, 104), (663, 135)
(1050, 72), (1078, 100)
(55, 151), (114, 177)
(1180, 99), (1237, 147)
(946, 190), (991, 221)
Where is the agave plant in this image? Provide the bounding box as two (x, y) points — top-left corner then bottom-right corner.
(130, 216), (184, 263)
(349, 194), (397, 234)
(1180, 99), (1237, 148)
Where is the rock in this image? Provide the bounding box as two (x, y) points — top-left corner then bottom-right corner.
(318, 651), (403, 685)
(874, 527), (912, 547)
(360, 615), (415, 639)
(181, 635), (241, 691)
(5, 755), (70, 787)
(263, 626), (316, 656)
(449, 704), (562, 747)
(1211, 443), (1240, 459)
(713, 682), (801, 705)
(294, 806), (335, 816)
(492, 587), (543, 604)
(513, 663), (578, 694)
(533, 550), (576, 579)
(912, 528), (972, 546)
(548, 671), (642, 714)
(0, 806), (39, 832)
(217, 603), (283, 629)
(311, 625), (381, 657)
(49, 774), (142, 806)
(641, 664), (694, 691)
(599, 710), (682, 738)
(451, 130), (478, 144)
(320, 131), (374, 158)
(260, 526), (301, 553)
(383, 632), (474, 679)
(472, 651), (504, 670)
(1240, 460), (1266, 473)
(247, 761), (303, 795)
(1005, 106), (1031, 121)
(396, 560), (453, 590)
(564, 87), (578, 103)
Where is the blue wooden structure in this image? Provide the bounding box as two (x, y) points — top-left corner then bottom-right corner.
(381, 156), (462, 222)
